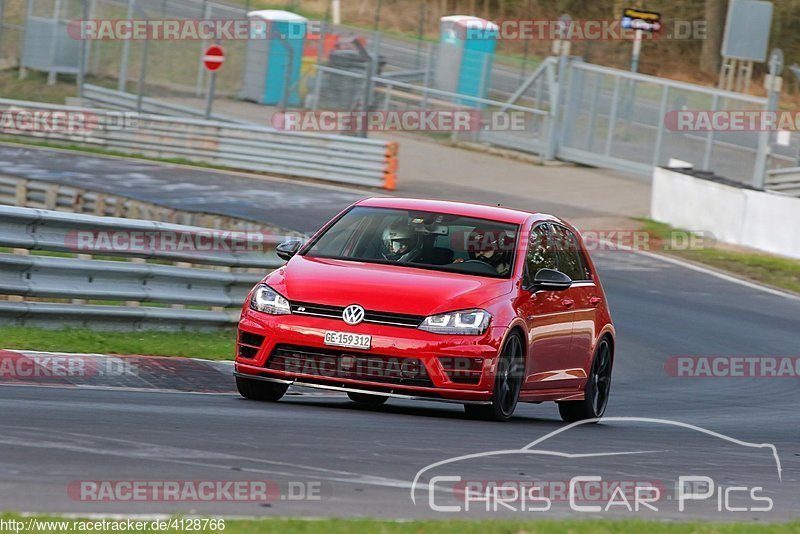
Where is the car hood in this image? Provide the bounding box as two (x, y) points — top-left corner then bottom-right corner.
(265, 255), (513, 317)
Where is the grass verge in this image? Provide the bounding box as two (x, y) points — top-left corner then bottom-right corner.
(0, 327), (235, 360)
(0, 137), (213, 168)
(0, 70), (77, 103)
(638, 219), (800, 294)
(1, 515), (798, 534)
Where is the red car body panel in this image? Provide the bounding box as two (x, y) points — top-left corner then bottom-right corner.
(235, 198), (615, 405)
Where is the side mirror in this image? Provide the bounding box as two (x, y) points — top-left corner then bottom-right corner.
(276, 239), (302, 261)
(530, 268), (572, 292)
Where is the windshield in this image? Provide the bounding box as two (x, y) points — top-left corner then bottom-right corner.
(303, 206), (520, 278)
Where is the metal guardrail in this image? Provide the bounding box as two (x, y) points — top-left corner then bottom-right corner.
(0, 98), (398, 190)
(0, 174), (262, 230)
(0, 205), (285, 330)
(80, 84), (250, 125)
(766, 167), (800, 197)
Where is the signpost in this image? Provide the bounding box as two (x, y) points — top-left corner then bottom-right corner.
(621, 7), (661, 73)
(719, 0), (773, 92)
(203, 44), (225, 119)
(552, 13), (572, 57)
(620, 8), (661, 126)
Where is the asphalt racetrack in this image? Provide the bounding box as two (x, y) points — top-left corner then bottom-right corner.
(0, 144), (365, 234)
(0, 148), (798, 522)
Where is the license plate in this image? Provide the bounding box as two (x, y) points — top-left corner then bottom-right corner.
(323, 331), (371, 350)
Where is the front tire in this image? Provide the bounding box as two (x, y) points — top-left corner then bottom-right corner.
(236, 376), (289, 402)
(464, 332), (524, 422)
(347, 392), (388, 405)
(558, 338), (612, 423)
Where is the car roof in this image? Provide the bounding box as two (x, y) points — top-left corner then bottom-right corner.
(356, 197), (552, 226)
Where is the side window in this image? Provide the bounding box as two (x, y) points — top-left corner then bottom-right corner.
(524, 223), (558, 284)
(552, 224), (590, 281)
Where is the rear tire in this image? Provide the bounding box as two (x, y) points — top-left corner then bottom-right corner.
(463, 332), (524, 422)
(558, 338), (612, 423)
(347, 392), (388, 405)
(236, 376), (288, 402)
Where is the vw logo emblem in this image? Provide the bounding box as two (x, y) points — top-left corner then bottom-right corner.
(342, 304), (365, 325)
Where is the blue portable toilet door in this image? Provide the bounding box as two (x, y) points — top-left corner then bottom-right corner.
(263, 19), (305, 106)
(456, 20), (498, 107)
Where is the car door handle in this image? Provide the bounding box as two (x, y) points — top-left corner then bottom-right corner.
(589, 296), (602, 306)
(562, 298), (575, 308)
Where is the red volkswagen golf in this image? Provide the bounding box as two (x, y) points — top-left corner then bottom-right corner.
(235, 198), (615, 422)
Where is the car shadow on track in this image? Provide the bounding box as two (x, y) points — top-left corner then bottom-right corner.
(242, 395), (564, 424)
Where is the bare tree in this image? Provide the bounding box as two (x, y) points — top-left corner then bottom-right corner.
(700, 0), (727, 75)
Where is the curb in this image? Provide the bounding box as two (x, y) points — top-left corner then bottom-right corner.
(0, 350), (237, 394)
(0, 350), (344, 397)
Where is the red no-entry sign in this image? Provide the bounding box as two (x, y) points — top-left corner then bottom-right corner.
(203, 45), (225, 72)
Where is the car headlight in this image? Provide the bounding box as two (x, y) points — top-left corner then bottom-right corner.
(418, 309), (491, 335)
(249, 284), (291, 315)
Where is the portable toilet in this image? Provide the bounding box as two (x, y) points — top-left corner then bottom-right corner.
(242, 10), (307, 106)
(435, 15), (498, 107)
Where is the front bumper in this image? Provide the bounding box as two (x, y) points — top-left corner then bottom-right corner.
(235, 309), (506, 402)
(232, 372), (493, 405)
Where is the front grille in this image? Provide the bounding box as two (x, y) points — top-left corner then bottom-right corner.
(266, 344), (433, 387)
(237, 330), (264, 359)
(290, 301), (424, 328)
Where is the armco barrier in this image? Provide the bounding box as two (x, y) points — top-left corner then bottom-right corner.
(0, 205), (286, 330)
(0, 98), (398, 190)
(0, 174), (263, 230)
(80, 84), (251, 124)
(766, 167), (800, 197)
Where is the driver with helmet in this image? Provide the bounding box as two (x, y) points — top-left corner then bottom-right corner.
(381, 220), (421, 262)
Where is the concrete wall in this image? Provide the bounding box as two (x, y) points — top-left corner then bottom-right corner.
(651, 167), (800, 259)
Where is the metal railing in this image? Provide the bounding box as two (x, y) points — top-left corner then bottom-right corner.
(311, 54), (792, 186)
(555, 59), (794, 185)
(0, 205), (285, 330)
(312, 62), (553, 157)
(0, 174), (262, 230)
(80, 84), (249, 124)
(766, 167), (800, 197)
(0, 98), (398, 189)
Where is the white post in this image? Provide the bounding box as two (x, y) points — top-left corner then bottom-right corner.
(117, 0), (135, 91)
(630, 29), (642, 73)
(331, 0), (341, 25)
(195, 0), (210, 96)
(47, 0), (64, 85)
